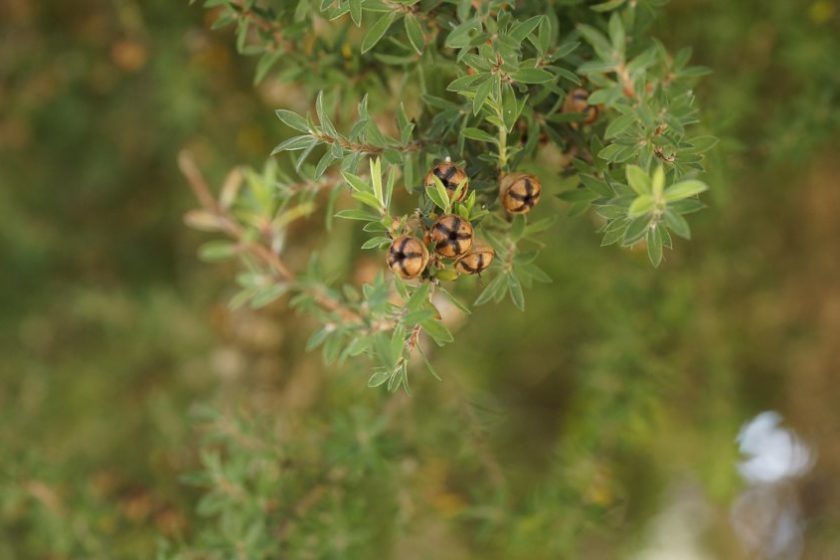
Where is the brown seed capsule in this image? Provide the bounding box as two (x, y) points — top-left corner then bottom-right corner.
(455, 247), (495, 275)
(562, 87), (599, 128)
(500, 173), (541, 214)
(424, 161), (469, 201)
(386, 236), (429, 279)
(429, 214), (473, 258)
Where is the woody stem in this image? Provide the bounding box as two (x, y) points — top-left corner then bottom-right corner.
(497, 120), (508, 172)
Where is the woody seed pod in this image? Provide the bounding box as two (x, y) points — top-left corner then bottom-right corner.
(499, 173), (541, 214)
(562, 87), (599, 129)
(387, 236), (429, 279)
(424, 162), (469, 201)
(455, 246), (495, 275)
(429, 214), (473, 258)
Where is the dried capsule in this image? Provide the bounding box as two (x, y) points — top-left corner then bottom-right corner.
(562, 87), (599, 128)
(455, 247), (495, 275)
(500, 173), (541, 214)
(387, 236), (429, 279)
(424, 161), (469, 201)
(429, 214), (473, 258)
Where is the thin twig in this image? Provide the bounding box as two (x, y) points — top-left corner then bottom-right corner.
(178, 150), (363, 324)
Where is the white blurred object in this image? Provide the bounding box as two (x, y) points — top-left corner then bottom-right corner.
(736, 411), (814, 484)
(731, 411), (814, 560)
(731, 486), (804, 560)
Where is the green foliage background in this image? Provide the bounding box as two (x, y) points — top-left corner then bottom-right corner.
(1, 0), (839, 557)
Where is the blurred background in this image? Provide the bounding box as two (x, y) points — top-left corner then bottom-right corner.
(1, 0), (839, 558)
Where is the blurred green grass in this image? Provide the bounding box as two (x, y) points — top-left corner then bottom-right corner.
(1, 0), (839, 557)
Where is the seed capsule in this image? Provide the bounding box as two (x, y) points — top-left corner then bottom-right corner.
(429, 214), (473, 258)
(455, 247), (495, 275)
(424, 161), (469, 201)
(500, 173), (541, 214)
(387, 236), (429, 279)
(562, 87), (599, 128)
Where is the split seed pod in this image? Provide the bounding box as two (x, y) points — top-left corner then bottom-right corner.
(424, 161), (469, 201)
(387, 236), (429, 279)
(455, 246), (495, 275)
(500, 173), (541, 214)
(430, 214), (473, 258)
(562, 87), (599, 129)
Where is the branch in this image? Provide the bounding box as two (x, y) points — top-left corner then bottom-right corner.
(178, 150), (363, 324)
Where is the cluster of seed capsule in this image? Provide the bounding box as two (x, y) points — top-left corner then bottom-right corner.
(386, 161), (542, 281)
(386, 88), (596, 281)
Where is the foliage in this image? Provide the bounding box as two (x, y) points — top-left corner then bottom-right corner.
(186, 0), (714, 392)
(3, 0), (840, 558)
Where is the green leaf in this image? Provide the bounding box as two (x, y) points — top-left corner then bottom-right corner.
(342, 172), (370, 193)
(626, 165), (652, 195)
(271, 135), (316, 154)
(314, 150), (337, 179)
(591, 0), (625, 11)
(368, 368), (392, 388)
(428, 176), (451, 213)
(509, 16), (543, 42)
(361, 12), (396, 53)
(417, 345), (442, 381)
(445, 19), (481, 49)
(646, 225), (663, 267)
(501, 85), (521, 131)
(335, 209), (380, 221)
(361, 236), (390, 250)
(652, 165), (666, 197)
(349, 0), (362, 26)
(198, 240), (238, 262)
(507, 273), (525, 311)
(628, 195), (655, 218)
(306, 327), (331, 351)
(462, 127), (497, 143)
(475, 273), (507, 306)
(315, 91), (337, 137)
(472, 77), (493, 115)
(524, 215), (557, 235)
(369, 157), (384, 205)
(670, 199), (706, 214)
(406, 282), (431, 310)
(447, 73), (482, 93)
(404, 14), (424, 54)
(576, 24), (612, 58)
(608, 12), (624, 52)
(421, 318), (454, 346)
(622, 216), (649, 245)
(664, 179), (708, 202)
(384, 165), (396, 208)
(437, 286), (471, 314)
(517, 262), (552, 283)
(663, 209), (691, 239)
(254, 50), (283, 84)
(352, 191), (383, 210)
(605, 113), (636, 139)
(251, 283), (288, 308)
(601, 220), (627, 246)
(512, 68), (554, 84)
